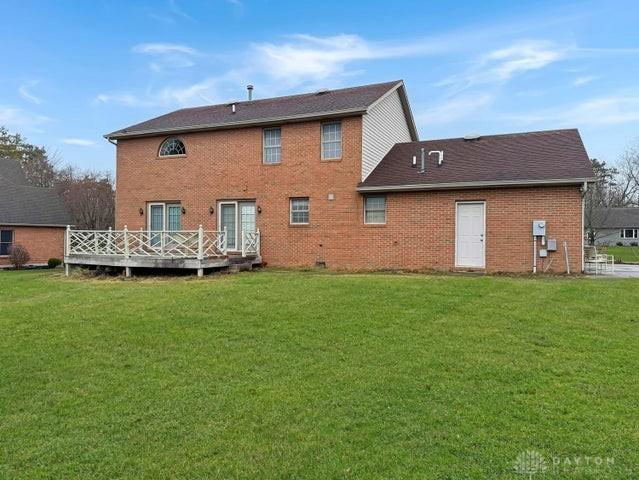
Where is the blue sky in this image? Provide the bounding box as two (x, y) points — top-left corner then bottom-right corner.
(1, 0), (638, 172)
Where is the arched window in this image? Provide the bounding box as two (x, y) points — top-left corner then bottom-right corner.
(158, 137), (186, 157)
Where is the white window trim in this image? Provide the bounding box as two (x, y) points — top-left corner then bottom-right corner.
(620, 228), (638, 239)
(454, 201), (486, 269)
(217, 200), (257, 251)
(321, 121), (342, 160)
(363, 195), (387, 225)
(290, 197), (310, 225)
(158, 137), (187, 158)
(263, 127), (282, 164)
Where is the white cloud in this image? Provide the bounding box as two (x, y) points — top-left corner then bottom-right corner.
(93, 93), (155, 107)
(437, 40), (566, 92)
(0, 106), (50, 130)
(415, 94), (494, 125)
(62, 138), (96, 147)
(158, 78), (220, 106)
(573, 75), (598, 87)
(18, 82), (41, 105)
(132, 42), (198, 71)
(132, 43), (197, 56)
(508, 94), (639, 126)
(251, 34), (447, 86)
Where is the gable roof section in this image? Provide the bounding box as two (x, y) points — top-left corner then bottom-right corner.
(0, 157), (71, 227)
(106, 80), (418, 140)
(358, 129), (595, 192)
(591, 208), (639, 229)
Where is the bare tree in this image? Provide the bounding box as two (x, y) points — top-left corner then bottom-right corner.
(8, 244), (31, 269)
(584, 159), (618, 245)
(55, 166), (115, 229)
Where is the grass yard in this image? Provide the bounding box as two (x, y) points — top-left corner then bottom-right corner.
(607, 245), (639, 264)
(1, 269), (638, 479)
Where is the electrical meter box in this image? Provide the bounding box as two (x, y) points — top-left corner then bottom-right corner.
(547, 239), (557, 251)
(532, 220), (546, 236)
(539, 249), (548, 258)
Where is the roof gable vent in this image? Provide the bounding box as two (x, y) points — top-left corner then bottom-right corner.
(464, 133), (481, 141)
(315, 88), (330, 95)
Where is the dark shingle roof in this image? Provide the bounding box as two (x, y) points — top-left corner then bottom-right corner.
(359, 129), (595, 191)
(592, 208), (639, 228)
(106, 80), (414, 139)
(0, 157), (71, 226)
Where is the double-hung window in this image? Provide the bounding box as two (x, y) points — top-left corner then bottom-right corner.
(364, 196), (386, 224)
(0, 230), (13, 255)
(290, 198), (310, 225)
(321, 121), (342, 160)
(263, 128), (281, 164)
(621, 229), (638, 239)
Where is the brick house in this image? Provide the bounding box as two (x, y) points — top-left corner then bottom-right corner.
(0, 157), (71, 267)
(105, 80), (595, 273)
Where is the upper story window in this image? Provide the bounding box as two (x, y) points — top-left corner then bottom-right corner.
(159, 137), (186, 157)
(0, 230), (14, 256)
(321, 121), (342, 160)
(263, 128), (281, 164)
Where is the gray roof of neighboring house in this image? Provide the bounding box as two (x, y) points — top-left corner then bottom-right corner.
(106, 80), (418, 140)
(0, 157), (71, 227)
(359, 129), (595, 191)
(592, 207), (639, 228)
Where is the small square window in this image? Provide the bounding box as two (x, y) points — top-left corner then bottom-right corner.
(364, 196), (386, 224)
(263, 128), (281, 164)
(321, 122), (342, 160)
(290, 197), (309, 224)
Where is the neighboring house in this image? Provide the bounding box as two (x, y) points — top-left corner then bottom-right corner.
(0, 157), (71, 266)
(591, 207), (639, 246)
(105, 80), (595, 273)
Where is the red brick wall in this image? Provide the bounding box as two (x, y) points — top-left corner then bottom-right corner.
(115, 117), (583, 273)
(0, 226), (65, 266)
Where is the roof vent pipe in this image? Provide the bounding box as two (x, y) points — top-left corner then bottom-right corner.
(419, 148), (426, 174)
(231, 103), (236, 114)
(247, 84), (254, 101)
(430, 150), (444, 166)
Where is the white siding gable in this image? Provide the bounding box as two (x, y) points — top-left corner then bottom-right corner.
(361, 89), (412, 180)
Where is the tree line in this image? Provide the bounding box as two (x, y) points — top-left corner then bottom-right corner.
(585, 142), (639, 244)
(0, 126), (114, 229)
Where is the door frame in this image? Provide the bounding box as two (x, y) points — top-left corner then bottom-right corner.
(455, 200), (486, 268)
(217, 200), (256, 252)
(147, 202), (181, 231)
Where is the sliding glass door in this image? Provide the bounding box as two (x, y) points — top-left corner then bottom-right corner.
(218, 201), (255, 251)
(148, 203), (181, 246)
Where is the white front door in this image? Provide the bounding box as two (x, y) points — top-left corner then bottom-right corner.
(456, 202), (485, 268)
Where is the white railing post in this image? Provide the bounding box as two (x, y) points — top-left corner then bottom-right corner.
(107, 227), (112, 255)
(223, 226), (228, 255)
(94, 230), (99, 254)
(123, 225), (129, 258)
(198, 225), (204, 260)
(256, 229), (261, 256)
(65, 225), (71, 256)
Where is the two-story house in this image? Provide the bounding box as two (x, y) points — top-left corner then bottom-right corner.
(102, 80), (594, 273)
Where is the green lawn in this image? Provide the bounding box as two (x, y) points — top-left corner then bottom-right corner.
(1, 270), (638, 479)
(607, 245), (639, 264)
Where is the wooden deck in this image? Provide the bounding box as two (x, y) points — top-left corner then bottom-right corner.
(64, 226), (261, 276)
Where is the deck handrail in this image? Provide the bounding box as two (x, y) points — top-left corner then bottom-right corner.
(65, 225), (233, 259)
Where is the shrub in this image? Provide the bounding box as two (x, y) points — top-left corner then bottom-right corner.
(617, 242), (624, 246)
(8, 244), (30, 269)
(47, 258), (62, 269)
(631, 242), (639, 247)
